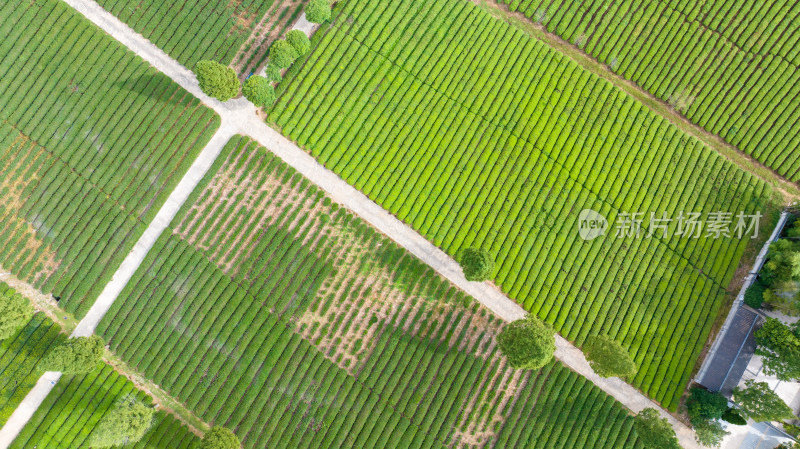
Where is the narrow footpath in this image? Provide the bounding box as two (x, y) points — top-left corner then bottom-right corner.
(0, 0), (700, 447)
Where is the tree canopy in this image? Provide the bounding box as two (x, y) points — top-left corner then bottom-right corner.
(755, 318), (800, 381)
(39, 335), (104, 374)
(687, 386), (728, 423)
(88, 395), (155, 448)
(269, 40), (297, 69)
(195, 60), (240, 102)
(692, 419), (728, 447)
(0, 286), (33, 340)
(733, 380), (796, 423)
(201, 426), (241, 449)
(305, 0), (331, 23)
(242, 76), (275, 108)
(286, 30), (311, 56)
(497, 316), (555, 370)
(633, 408), (680, 449)
(583, 335), (637, 378)
(457, 248), (494, 282)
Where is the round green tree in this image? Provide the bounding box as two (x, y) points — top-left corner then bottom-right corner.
(305, 0), (331, 23)
(497, 316), (555, 370)
(457, 248), (494, 282)
(0, 287), (33, 340)
(733, 379), (796, 423)
(286, 30), (311, 56)
(195, 60), (240, 102)
(242, 76), (275, 108)
(269, 40), (297, 69)
(633, 408), (681, 449)
(583, 334), (637, 378)
(88, 395), (154, 448)
(39, 335), (104, 374)
(687, 386), (728, 423)
(201, 426), (241, 449)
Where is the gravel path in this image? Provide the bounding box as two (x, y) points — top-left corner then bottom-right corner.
(0, 0), (700, 447)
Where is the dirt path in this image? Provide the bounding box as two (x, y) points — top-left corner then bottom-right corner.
(0, 0), (701, 447)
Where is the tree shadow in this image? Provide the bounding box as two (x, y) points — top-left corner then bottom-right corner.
(112, 72), (173, 101)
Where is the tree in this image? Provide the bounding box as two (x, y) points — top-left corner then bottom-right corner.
(788, 219), (800, 239)
(497, 316), (555, 370)
(0, 288), (33, 340)
(687, 387), (728, 423)
(583, 335), (637, 378)
(693, 419), (728, 447)
(88, 395), (154, 448)
(201, 426), (241, 449)
(39, 335), (104, 374)
(761, 240), (800, 287)
(195, 60), (240, 102)
(733, 380), (796, 423)
(269, 40), (297, 69)
(457, 248), (494, 282)
(242, 76), (275, 108)
(286, 30), (311, 56)
(305, 0), (331, 23)
(265, 62), (282, 83)
(744, 280), (766, 309)
(755, 318), (800, 381)
(721, 407), (746, 425)
(633, 408), (680, 449)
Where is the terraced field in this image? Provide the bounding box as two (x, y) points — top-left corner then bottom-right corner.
(270, 0), (783, 410)
(501, 0), (800, 182)
(0, 0), (219, 318)
(10, 364), (200, 449)
(98, 136), (643, 448)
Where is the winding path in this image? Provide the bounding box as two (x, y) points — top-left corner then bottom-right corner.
(0, 0), (701, 447)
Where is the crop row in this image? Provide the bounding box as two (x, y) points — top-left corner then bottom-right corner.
(270, 0), (780, 409)
(0, 0), (218, 317)
(10, 364), (198, 449)
(503, 0), (800, 181)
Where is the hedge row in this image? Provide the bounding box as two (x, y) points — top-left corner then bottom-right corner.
(10, 364), (199, 449)
(269, 0), (782, 410)
(502, 0), (800, 181)
(0, 0), (219, 318)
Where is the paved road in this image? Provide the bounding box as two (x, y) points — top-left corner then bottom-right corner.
(0, 0), (701, 447)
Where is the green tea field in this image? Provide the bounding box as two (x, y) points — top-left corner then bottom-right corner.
(97, 136), (643, 448)
(270, 0), (783, 410)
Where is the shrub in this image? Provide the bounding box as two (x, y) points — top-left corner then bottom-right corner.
(687, 386), (728, 424)
(633, 408), (681, 449)
(39, 335), (104, 374)
(88, 395), (154, 448)
(497, 315), (555, 370)
(744, 280), (767, 309)
(195, 60), (240, 102)
(0, 287), (33, 340)
(306, 0), (331, 23)
(457, 248), (494, 281)
(269, 40), (297, 69)
(265, 62), (282, 83)
(693, 419), (728, 447)
(201, 426), (241, 449)
(286, 30), (311, 56)
(721, 407), (746, 425)
(242, 76), (275, 108)
(733, 379), (796, 423)
(584, 334), (637, 378)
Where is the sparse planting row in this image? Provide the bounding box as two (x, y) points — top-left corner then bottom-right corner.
(10, 364), (199, 449)
(98, 136), (642, 448)
(502, 0), (800, 181)
(0, 0), (218, 317)
(270, 0), (781, 410)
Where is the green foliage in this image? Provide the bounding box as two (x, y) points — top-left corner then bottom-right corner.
(457, 248), (494, 282)
(755, 318), (800, 381)
(744, 280), (767, 309)
(39, 335), (104, 374)
(201, 427), (241, 449)
(776, 444), (800, 449)
(733, 380), (796, 423)
(633, 408), (680, 449)
(242, 76), (275, 108)
(687, 387), (728, 423)
(761, 239), (800, 287)
(583, 335), (637, 378)
(721, 407), (746, 425)
(265, 62), (282, 83)
(692, 419), (728, 447)
(195, 60), (240, 101)
(269, 40), (297, 69)
(497, 316), (555, 369)
(88, 394), (155, 447)
(286, 30), (311, 56)
(305, 0), (331, 23)
(788, 219), (800, 239)
(0, 285), (33, 340)
(763, 288), (800, 316)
